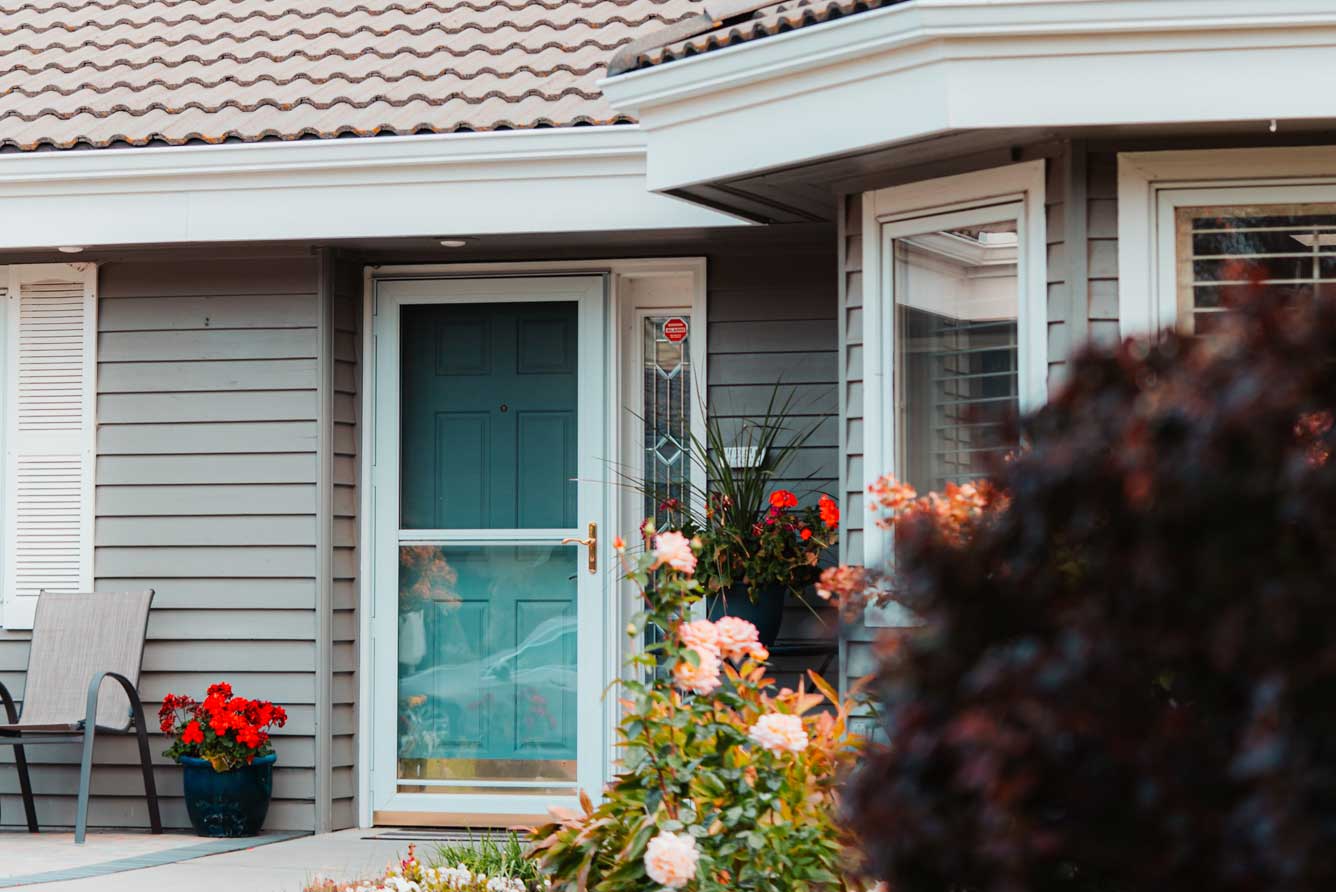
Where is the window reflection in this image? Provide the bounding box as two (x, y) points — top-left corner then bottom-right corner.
(396, 544), (578, 788)
(893, 221), (1020, 492)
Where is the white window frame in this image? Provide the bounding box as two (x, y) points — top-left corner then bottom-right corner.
(860, 161), (1048, 626)
(356, 257), (706, 827)
(1118, 146), (1336, 338)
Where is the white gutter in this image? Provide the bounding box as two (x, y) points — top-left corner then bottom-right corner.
(601, 0), (1336, 190)
(0, 126), (743, 249)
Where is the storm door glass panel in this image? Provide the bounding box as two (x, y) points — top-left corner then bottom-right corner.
(397, 544), (578, 789)
(400, 302), (578, 530)
(396, 299), (580, 792)
(893, 221), (1020, 492)
(1176, 204), (1336, 335)
(642, 316), (692, 528)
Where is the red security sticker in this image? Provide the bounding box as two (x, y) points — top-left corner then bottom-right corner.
(663, 317), (689, 343)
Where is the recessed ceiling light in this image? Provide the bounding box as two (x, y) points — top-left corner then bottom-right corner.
(57, 246), (84, 254)
(439, 238), (471, 248)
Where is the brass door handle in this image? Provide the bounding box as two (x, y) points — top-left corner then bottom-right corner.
(561, 522), (598, 574)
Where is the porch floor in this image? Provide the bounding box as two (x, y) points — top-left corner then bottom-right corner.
(0, 828), (410, 890)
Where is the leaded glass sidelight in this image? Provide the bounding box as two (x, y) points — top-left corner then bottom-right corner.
(642, 316), (693, 527)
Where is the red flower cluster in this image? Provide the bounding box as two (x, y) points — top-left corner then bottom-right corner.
(159, 682), (288, 771)
(818, 494), (840, 529)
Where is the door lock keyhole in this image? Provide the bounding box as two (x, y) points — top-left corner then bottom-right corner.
(499, 403), (509, 413)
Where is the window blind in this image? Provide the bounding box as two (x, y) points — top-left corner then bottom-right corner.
(1176, 203), (1336, 334)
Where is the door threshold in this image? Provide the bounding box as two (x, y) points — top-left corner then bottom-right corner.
(372, 810), (547, 830)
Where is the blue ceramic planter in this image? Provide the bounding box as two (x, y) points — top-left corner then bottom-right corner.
(707, 582), (786, 648)
(180, 753), (275, 838)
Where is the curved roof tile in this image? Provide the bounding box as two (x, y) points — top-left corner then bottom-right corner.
(0, 0), (704, 151)
(608, 0), (899, 76)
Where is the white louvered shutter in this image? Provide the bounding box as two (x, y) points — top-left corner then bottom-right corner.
(3, 264), (96, 629)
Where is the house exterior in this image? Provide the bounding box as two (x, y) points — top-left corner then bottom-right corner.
(0, 0), (1329, 835)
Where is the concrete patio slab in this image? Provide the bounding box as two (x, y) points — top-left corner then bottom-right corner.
(5, 829), (422, 891)
(0, 829), (305, 888)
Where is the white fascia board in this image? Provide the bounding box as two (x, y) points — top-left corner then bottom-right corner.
(0, 126), (743, 249)
(601, 0), (1336, 191)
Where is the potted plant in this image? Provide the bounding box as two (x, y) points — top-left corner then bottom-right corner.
(636, 391), (839, 647)
(159, 682), (288, 837)
(676, 488), (839, 646)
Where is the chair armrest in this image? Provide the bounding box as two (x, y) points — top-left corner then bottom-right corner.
(84, 671), (145, 732)
(0, 679), (19, 724)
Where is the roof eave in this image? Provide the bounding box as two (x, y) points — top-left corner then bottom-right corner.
(602, 0), (1336, 193)
(0, 126), (745, 250)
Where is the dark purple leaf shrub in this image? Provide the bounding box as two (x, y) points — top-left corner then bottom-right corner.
(846, 286), (1336, 892)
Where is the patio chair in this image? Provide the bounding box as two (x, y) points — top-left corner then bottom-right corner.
(0, 590), (161, 843)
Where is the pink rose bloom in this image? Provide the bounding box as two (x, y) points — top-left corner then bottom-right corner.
(713, 616), (766, 662)
(672, 647), (721, 695)
(644, 831), (699, 889)
(653, 530), (697, 575)
(748, 712), (809, 755)
(678, 619), (720, 658)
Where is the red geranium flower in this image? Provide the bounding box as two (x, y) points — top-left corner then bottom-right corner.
(769, 490), (798, 509)
(800, 528), (813, 541)
(818, 494), (840, 528)
(161, 683), (286, 772)
(181, 720), (204, 745)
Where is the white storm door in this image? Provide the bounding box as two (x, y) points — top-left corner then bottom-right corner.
(371, 275), (608, 820)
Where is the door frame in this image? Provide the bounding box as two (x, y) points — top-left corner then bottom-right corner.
(357, 258), (707, 827)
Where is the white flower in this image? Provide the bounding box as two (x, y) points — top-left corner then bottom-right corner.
(644, 831), (700, 889)
(748, 712), (809, 754)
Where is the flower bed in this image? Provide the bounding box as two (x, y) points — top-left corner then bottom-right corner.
(305, 842), (546, 892)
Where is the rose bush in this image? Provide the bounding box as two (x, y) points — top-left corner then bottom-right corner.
(529, 533), (870, 892)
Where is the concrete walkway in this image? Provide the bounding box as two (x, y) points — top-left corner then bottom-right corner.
(0, 829), (417, 891)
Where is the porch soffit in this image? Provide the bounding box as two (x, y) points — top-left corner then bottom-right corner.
(599, 0), (1336, 194)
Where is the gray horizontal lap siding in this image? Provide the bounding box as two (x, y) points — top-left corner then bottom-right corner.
(0, 256), (323, 832)
(329, 258), (362, 830)
(707, 238), (841, 681)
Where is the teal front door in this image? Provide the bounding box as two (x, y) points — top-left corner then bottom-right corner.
(400, 302), (578, 531)
(372, 276), (608, 820)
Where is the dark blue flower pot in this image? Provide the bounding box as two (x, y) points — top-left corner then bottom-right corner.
(707, 582), (787, 648)
(180, 753), (275, 838)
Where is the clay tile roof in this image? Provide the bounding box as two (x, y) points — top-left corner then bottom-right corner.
(608, 0), (900, 76)
(0, 0), (706, 152)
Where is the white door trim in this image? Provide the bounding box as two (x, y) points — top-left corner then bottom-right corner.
(357, 257), (707, 827)
(369, 274), (607, 821)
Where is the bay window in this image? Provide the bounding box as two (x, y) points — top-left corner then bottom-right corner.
(860, 162), (1047, 625)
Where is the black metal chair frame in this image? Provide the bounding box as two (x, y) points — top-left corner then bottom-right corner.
(0, 671), (161, 843)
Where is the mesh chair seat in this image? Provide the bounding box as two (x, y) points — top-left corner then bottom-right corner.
(0, 723), (83, 734)
(0, 589), (160, 842)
